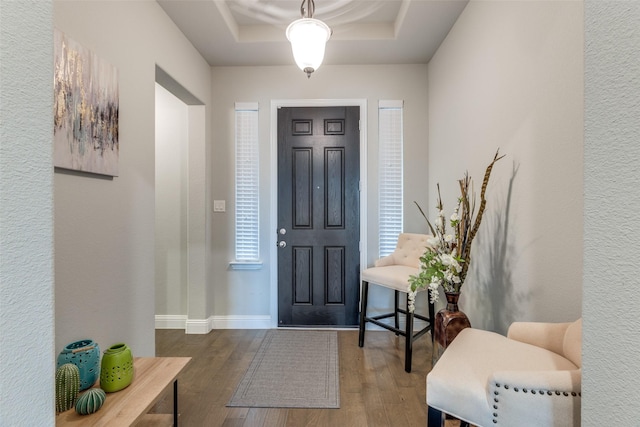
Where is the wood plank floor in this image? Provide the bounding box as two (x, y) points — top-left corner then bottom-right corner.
(152, 329), (465, 427)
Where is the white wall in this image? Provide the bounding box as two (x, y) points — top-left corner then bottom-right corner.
(53, 1), (212, 356)
(427, 0), (584, 333)
(583, 1), (640, 424)
(0, 2), (55, 424)
(155, 83), (189, 316)
(209, 65), (429, 326)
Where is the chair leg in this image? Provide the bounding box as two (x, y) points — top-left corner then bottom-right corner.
(405, 294), (414, 372)
(394, 290), (400, 335)
(427, 406), (444, 427)
(358, 281), (368, 347)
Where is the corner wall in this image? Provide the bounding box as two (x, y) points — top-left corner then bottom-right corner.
(427, 1), (584, 332)
(0, 2), (54, 424)
(53, 1), (211, 356)
(155, 84), (189, 317)
(583, 1), (640, 424)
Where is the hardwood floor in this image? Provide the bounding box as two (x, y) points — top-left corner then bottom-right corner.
(152, 328), (464, 427)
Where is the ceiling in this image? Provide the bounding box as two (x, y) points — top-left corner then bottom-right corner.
(157, 0), (469, 68)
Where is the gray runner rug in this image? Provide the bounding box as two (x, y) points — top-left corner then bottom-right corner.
(227, 329), (340, 408)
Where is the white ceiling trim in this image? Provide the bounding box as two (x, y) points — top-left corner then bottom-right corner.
(214, 1), (241, 42)
(214, 0), (406, 43)
(394, 0), (411, 39)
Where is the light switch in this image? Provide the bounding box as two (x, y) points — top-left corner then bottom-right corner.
(213, 200), (226, 212)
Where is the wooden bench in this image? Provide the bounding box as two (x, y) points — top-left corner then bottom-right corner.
(57, 357), (191, 426)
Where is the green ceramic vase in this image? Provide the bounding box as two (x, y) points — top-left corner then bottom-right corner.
(100, 343), (134, 392)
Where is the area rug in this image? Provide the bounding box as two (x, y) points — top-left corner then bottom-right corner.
(227, 329), (340, 408)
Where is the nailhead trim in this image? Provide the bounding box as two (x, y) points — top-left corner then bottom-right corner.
(492, 382), (581, 425)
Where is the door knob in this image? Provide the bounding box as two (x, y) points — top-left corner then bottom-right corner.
(278, 241), (287, 248)
(279, 228), (287, 235)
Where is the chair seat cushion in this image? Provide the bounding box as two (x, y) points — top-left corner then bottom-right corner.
(427, 328), (579, 427)
(361, 265), (420, 292)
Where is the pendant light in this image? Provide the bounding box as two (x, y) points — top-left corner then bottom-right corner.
(286, 0), (331, 78)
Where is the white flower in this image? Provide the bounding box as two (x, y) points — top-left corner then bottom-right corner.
(440, 254), (455, 266)
(444, 234), (454, 243)
(427, 236), (440, 247)
(450, 212), (459, 222)
(444, 270), (454, 282)
(408, 291), (417, 312)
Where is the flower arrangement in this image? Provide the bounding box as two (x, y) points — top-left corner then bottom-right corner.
(408, 150), (504, 311)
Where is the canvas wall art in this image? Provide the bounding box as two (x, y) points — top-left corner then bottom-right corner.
(54, 29), (119, 176)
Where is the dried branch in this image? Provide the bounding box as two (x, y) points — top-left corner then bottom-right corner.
(414, 201), (437, 237)
(459, 148), (505, 282)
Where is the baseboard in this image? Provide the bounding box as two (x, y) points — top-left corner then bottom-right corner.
(157, 315), (272, 333)
(155, 315), (188, 330)
(185, 318), (212, 334)
(158, 314), (425, 333)
(210, 315), (272, 329)
(160, 314), (411, 333)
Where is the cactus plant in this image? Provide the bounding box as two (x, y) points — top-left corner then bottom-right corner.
(56, 363), (80, 413)
(75, 388), (106, 415)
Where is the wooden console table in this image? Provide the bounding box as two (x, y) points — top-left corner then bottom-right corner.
(57, 357), (191, 426)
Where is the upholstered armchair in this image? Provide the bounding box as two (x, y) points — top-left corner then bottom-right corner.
(427, 319), (582, 427)
(359, 233), (434, 372)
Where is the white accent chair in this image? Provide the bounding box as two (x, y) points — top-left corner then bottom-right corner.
(358, 233), (434, 373)
(427, 318), (582, 427)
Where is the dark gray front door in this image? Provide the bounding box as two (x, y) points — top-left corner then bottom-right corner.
(277, 106), (360, 327)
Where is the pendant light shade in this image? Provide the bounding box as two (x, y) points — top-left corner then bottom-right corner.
(286, 0), (331, 78)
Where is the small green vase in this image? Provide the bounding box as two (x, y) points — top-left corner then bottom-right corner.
(100, 343), (134, 392)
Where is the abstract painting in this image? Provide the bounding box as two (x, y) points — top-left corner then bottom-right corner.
(54, 29), (119, 176)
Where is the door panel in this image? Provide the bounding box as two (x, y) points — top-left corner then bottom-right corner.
(277, 106), (360, 327)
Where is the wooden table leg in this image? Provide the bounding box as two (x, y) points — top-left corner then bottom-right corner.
(173, 379), (178, 426)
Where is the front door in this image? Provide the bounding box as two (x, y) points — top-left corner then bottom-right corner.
(277, 106), (360, 327)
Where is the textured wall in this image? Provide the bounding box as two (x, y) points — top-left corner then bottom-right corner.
(0, 1), (55, 425)
(583, 1), (640, 424)
(427, 0), (584, 333)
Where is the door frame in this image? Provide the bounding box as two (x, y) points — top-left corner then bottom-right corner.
(270, 99), (368, 328)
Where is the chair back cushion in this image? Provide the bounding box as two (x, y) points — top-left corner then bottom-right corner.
(387, 233), (430, 268)
(563, 318), (582, 368)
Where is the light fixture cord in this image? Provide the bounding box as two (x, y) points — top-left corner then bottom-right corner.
(300, 0), (315, 19)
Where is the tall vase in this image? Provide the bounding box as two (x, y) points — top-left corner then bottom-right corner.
(57, 339), (100, 391)
(100, 343), (134, 392)
(432, 291), (471, 366)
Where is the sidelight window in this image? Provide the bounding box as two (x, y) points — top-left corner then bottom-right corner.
(234, 102), (260, 264)
(378, 100), (404, 257)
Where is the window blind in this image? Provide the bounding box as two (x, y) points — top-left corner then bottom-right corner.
(378, 100), (404, 257)
(235, 102), (259, 262)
